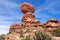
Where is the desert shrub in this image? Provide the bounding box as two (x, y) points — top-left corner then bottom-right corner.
(22, 35), (32, 40)
(0, 35), (5, 40)
(26, 28), (31, 33)
(13, 29), (16, 32)
(52, 28), (60, 37)
(25, 35), (32, 40)
(35, 31), (52, 40)
(20, 30), (24, 38)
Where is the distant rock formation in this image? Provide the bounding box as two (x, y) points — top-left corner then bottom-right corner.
(44, 18), (59, 28)
(44, 18), (60, 32)
(20, 2), (41, 27)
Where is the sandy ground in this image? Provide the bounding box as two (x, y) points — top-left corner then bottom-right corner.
(52, 37), (60, 40)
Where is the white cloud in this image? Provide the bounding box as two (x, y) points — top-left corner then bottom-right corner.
(0, 0), (21, 16)
(0, 24), (10, 35)
(34, 0), (60, 19)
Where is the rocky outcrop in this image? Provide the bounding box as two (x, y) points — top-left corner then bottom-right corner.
(5, 32), (20, 40)
(9, 23), (21, 33)
(44, 18), (60, 32)
(44, 18), (59, 28)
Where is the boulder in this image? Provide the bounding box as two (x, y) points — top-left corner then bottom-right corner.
(20, 2), (34, 14)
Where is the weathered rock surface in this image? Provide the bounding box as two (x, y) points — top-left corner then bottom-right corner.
(20, 2), (34, 13)
(5, 32), (20, 40)
(44, 18), (60, 32)
(9, 23), (21, 33)
(44, 18), (59, 28)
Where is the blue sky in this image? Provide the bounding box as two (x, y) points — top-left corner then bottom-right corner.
(0, 0), (60, 34)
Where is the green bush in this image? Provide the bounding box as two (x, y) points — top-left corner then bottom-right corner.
(13, 29), (16, 32)
(22, 35), (32, 40)
(0, 35), (5, 40)
(52, 28), (60, 37)
(25, 35), (32, 40)
(20, 30), (24, 38)
(26, 28), (31, 33)
(35, 31), (52, 40)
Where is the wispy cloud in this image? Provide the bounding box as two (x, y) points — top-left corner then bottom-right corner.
(0, 0), (19, 8)
(35, 0), (60, 14)
(0, 0), (22, 34)
(34, 0), (60, 23)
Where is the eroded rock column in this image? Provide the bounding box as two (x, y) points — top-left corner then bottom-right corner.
(20, 2), (41, 27)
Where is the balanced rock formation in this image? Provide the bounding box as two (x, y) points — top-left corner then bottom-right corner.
(20, 2), (41, 27)
(9, 23), (21, 33)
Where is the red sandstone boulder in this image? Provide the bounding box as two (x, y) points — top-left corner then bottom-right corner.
(20, 2), (34, 14)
